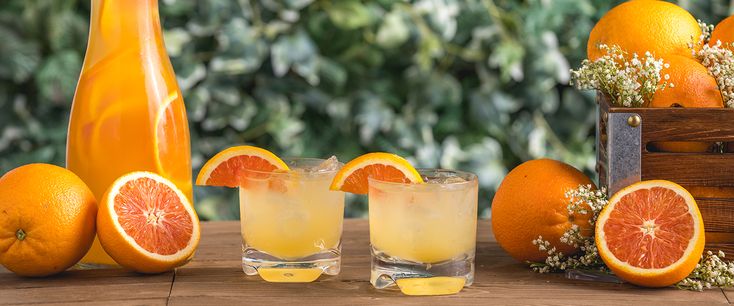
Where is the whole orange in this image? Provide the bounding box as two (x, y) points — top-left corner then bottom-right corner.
(711, 15), (734, 49)
(491, 159), (594, 262)
(651, 55), (723, 108)
(650, 55), (723, 152)
(587, 0), (701, 61)
(0, 164), (97, 277)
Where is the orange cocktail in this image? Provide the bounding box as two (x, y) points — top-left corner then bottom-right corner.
(240, 158), (345, 282)
(368, 169), (478, 296)
(67, 0), (192, 265)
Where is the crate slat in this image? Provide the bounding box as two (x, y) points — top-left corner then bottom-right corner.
(641, 153), (734, 186)
(600, 94), (734, 143)
(639, 108), (734, 142)
(695, 198), (734, 233)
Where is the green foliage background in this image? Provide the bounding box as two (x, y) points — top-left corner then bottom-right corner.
(0, 0), (731, 220)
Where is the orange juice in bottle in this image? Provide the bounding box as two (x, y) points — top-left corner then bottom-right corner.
(67, 0), (192, 265)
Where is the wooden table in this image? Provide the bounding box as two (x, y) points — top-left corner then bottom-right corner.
(2, 220), (733, 305)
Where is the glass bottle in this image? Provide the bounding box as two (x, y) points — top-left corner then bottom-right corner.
(67, 0), (192, 265)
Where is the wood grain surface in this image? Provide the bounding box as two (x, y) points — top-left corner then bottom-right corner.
(1, 220), (732, 305)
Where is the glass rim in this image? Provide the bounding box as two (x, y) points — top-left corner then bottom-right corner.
(240, 157), (342, 178)
(367, 168), (478, 187)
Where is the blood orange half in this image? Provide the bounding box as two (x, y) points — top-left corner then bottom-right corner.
(329, 152), (423, 194)
(97, 172), (200, 274)
(595, 180), (705, 287)
(195, 146), (289, 188)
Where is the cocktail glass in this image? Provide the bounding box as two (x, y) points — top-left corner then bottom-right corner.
(239, 158), (344, 282)
(368, 169), (478, 295)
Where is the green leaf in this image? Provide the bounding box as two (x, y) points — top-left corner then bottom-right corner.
(376, 9), (410, 48)
(284, 0), (314, 10)
(489, 38), (525, 81)
(35, 50), (82, 106)
(164, 28), (192, 57)
(47, 9), (88, 52)
(211, 17), (268, 74)
(326, 0), (373, 30)
(317, 57), (347, 89)
(355, 93), (394, 143)
(270, 30), (318, 83)
(414, 27), (443, 71)
(0, 27), (41, 83)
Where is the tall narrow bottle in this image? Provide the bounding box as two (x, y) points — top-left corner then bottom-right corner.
(67, 0), (193, 265)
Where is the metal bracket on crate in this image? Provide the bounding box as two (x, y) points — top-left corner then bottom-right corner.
(600, 112), (642, 196)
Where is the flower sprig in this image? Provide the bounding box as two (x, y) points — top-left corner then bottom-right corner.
(695, 41), (734, 107)
(528, 184), (734, 292)
(570, 44), (671, 107)
(690, 20), (734, 108)
(688, 20), (734, 107)
(695, 19), (714, 46)
(566, 184), (608, 225)
(528, 184), (608, 273)
(529, 230), (606, 274)
(678, 251), (734, 291)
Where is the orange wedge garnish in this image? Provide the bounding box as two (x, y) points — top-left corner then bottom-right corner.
(195, 146), (289, 188)
(329, 152), (423, 194)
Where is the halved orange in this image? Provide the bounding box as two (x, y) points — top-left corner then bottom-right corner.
(195, 146), (289, 188)
(329, 152), (423, 194)
(97, 172), (200, 274)
(595, 180), (705, 287)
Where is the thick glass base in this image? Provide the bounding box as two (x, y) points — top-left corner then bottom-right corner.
(370, 247), (474, 296)
(242, 245), (340, 283)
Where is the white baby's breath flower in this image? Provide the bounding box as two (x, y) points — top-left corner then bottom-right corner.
(527, 184), (609, 273)
(694, 41), (734, 107)
(570, 45), (670, 107)
(678, 250), (734, 291)
(689, 20), (734, 107)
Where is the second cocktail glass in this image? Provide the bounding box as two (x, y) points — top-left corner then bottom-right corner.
(368, 169), (478, 295)
(239, 158), (344, 282)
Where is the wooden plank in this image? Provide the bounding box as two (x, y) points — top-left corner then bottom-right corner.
(641, 153), (734, 187)
(168, 295), (722, 306)
(638, 107), (734, 143)
(603, 96), (734, 143)
(696, 199), (734, 233)
(2, 299), (169, 306)
(168, 220), (729, 305)
(723, 288), (734, 304)
(0, 268), (172, 305)
(168, 266), (727, 304)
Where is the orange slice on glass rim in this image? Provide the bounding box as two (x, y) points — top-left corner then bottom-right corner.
(329, 152), (423, 194)
(595, 180), (705, 287)
(195, 146), (289, 188)
(97, 171), (200, 274)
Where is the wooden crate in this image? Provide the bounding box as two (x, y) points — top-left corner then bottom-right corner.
(596, 93), (734, 252)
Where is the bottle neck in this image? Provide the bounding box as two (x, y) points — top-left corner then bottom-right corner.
(89, 0), (164, 49)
